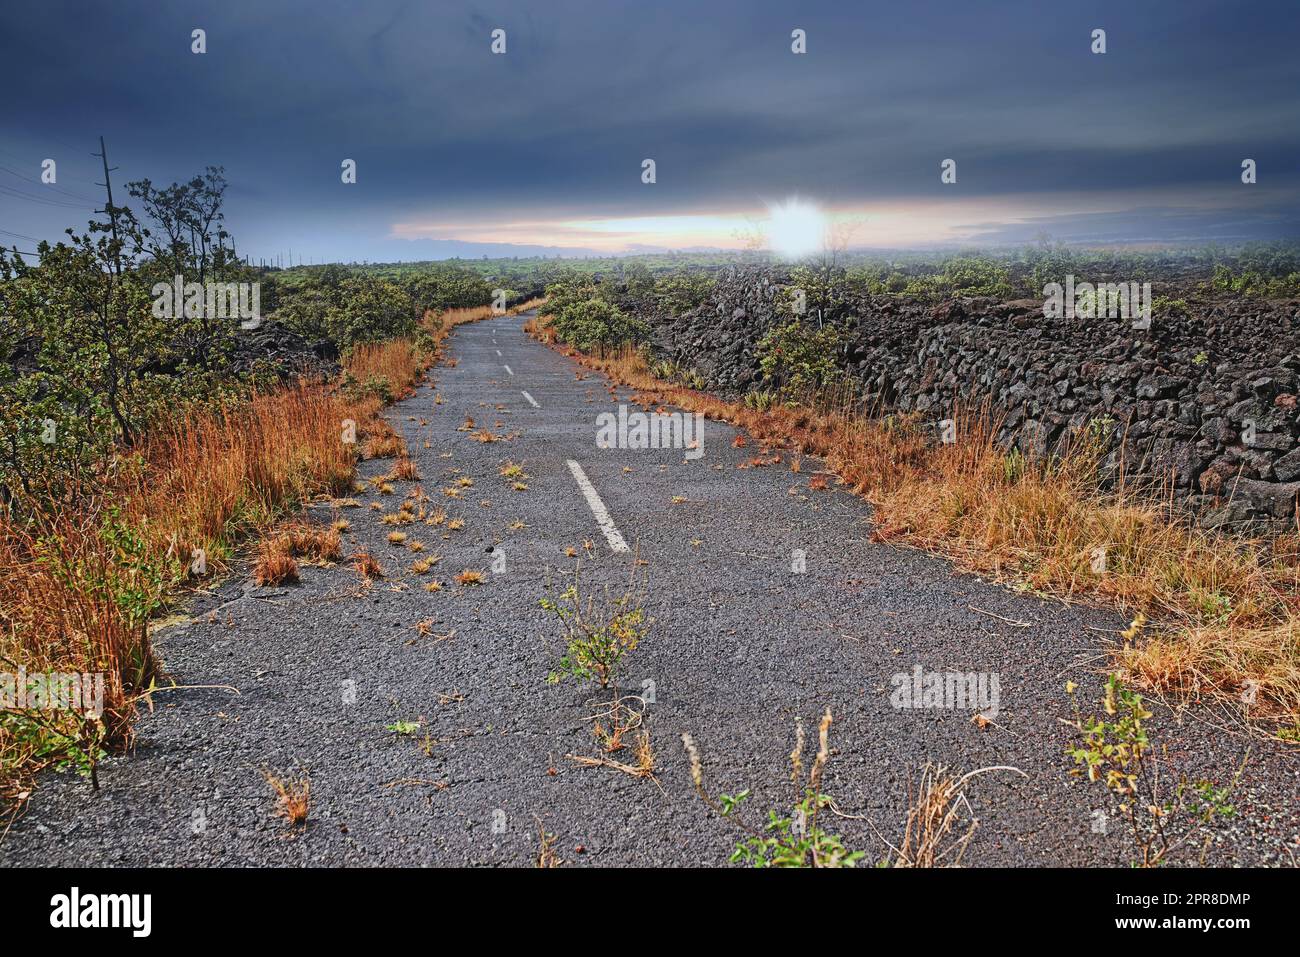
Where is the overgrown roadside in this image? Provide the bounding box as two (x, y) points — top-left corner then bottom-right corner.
(0, 299), (539, 819)
(6, 309), (1292, 867)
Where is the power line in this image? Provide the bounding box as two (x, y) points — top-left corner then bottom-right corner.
(0, 163), (98, 203)
(0, 142), (103, 190)
(0, 227), (43, 243)
(0, 182), (94, 210)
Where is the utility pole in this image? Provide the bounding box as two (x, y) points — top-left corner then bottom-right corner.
(93, 135), (121, 273)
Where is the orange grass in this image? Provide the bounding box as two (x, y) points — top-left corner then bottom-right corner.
(344, 338), (429, 400)
(533, 323), (1300, 728)
(2, 338), (432, 800)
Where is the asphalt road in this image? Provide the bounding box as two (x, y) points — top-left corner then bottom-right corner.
(4, 312), (1297, 867)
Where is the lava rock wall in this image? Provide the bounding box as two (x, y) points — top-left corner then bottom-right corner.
(648, 266), (1300, 527)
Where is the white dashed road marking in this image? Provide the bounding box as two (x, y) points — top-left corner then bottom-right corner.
(503, 364), (514, 375)
(521, 390), (540, 408)
(566, 460), (630, 553)
(495, 349), (502, 356)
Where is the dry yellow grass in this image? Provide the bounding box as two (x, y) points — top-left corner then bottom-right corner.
(454, 568), (485, 586)
(532, 322), (1300, 728)
(352, 550), (384, 581)
(2, 336), (433, 799)
(253, 546), (299, 586)
(343, 338), (429, 400)
(391, 457), (420, 481)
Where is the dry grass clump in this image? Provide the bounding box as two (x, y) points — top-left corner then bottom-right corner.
(253, 545), (299, 586)
(351, 550), (384, 581)
(264, 770), (311, 827)
(886, 765), (1025, 868)
(362, 421), (407, 460)
(530, 324), (1300, 726)
(392, 457), (420, 481)
(454, 569), (485, 586)
(253, 521), (343, 585)
(523, 312), (556, 344)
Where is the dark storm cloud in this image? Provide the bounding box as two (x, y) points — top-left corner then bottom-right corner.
(1, 0), (1297, 260)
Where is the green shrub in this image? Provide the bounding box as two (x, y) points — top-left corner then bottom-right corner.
(756, 320), (844, 399)
(549, 298), (649, 352)
(273, 274), (418, 350)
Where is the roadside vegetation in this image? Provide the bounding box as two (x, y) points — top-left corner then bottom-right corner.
(527, 256), (1300, 733)
(1066, 673), (1242, 866)
(0, 165), (537, 811)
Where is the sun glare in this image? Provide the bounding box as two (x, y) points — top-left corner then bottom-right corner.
(764, 199), (828, 260)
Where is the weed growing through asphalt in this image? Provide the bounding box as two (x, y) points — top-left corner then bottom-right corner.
(534, 815), (561, 867)
(1065, 673), (1241, 866)
(264, 770), (311, 828)
(881, 763), (1025, 867)
(683, 709), (862, 868)
(540, 568), (647, 690)
(351, 551), (384, 581)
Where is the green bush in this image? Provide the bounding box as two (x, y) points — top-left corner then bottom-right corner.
(273, 274), (418, 349)
(549, 298), (649, 352)
(756, 320), (844, 399)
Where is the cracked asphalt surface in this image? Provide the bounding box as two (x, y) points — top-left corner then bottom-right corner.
(5, 312), (1298, 867)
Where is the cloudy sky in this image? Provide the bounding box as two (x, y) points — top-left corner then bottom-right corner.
(2, 0), (1298, 262)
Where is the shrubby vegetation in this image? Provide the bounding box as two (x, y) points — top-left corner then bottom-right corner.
(1, 169), (248, 502)
(0, 170), (499, 507)
(538, 275), (651, 351)
(0, 165), (502, 796)
(547, 298), (648, 353)
(271, 267), (419, 350)
(755, 320), (845, 400)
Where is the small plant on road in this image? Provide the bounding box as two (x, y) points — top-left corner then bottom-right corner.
(683, 709), (863, 868)
(540, 571), (647, 690)
(1065, 674), (1240, 866)
(264, 770), (311, 828)
(885, 763), (1026, 867)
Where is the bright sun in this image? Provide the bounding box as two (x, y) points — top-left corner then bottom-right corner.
(764, 199), (828, 260)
